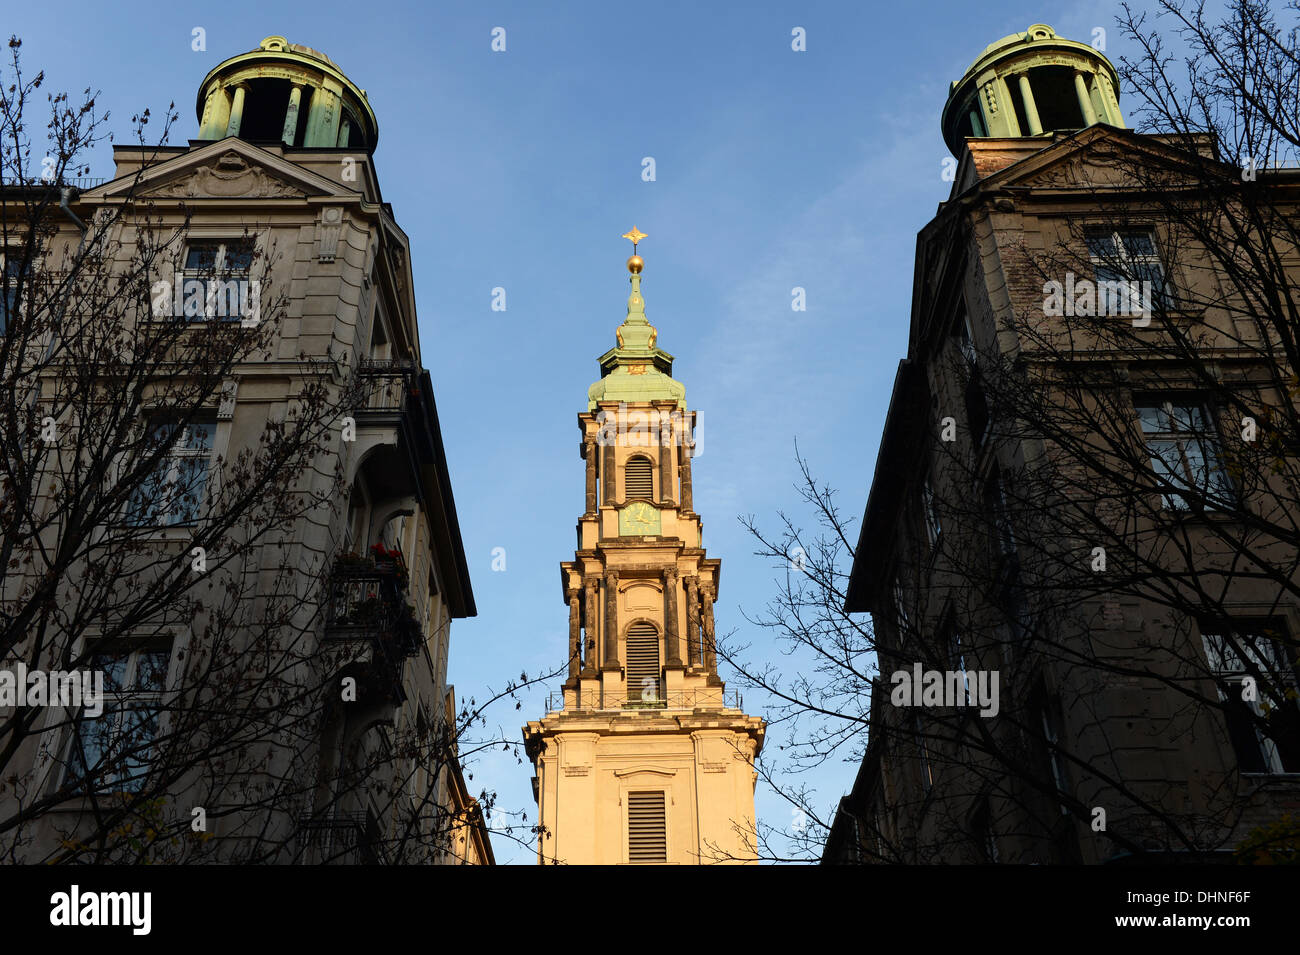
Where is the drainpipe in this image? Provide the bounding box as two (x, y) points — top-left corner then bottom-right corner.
(59, 187), (87, 236)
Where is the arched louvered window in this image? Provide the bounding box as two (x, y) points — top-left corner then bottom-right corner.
(625, 455), (653, 500)
(625, 621), (661, 702)
(627, 790), (667, 864)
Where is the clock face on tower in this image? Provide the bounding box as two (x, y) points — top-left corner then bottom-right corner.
(618, 501), (661, 536)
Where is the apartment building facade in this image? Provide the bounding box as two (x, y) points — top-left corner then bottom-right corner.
(0, 36), (486, 863)
(826, 25), (1300, 864)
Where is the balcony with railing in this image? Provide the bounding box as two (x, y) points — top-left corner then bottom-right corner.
(544, 687), (744, 713)
(322, 544), (423, 701)
(296, 811), (388, 864)
(356, 358), (418, 414)
(164, 269), (257, 322)
(6, 175), (107, 191)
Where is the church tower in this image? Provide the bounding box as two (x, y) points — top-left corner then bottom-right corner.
(523, 231), (765, 865)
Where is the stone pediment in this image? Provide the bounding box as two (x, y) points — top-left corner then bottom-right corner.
(144, 150), (305, 199)
(968, 125), (1218, 194)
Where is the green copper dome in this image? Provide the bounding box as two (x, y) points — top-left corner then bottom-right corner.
(196, 35), (378, 151)
(587, 257), (685, 412)
(941, 24), (1124, 157)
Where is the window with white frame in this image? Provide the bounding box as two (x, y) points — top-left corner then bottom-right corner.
(63, 640), (172, 794)
(178, 239), (255, 321)
(1135, 399), (1233, 510)
(126, 418), (216, 526)
(1201, 623), (1300, 775)
(1086, 229), (1170, 313)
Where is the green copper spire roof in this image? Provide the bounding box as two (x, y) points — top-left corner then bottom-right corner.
(587, 232), (686, 411)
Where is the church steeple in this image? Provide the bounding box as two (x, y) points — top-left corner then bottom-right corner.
(587, 230), (685, 411)
(522, 230), (765, 865)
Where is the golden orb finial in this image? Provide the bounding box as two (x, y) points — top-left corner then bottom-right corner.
(622, 226), (646, 273)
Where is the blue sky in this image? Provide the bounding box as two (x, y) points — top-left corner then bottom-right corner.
(10, 0), (1131, 862)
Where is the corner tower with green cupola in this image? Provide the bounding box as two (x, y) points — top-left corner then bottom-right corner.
(522, 232), (764, 865)
(195, 35), (378, 150)
(941, 23), (1125, 157)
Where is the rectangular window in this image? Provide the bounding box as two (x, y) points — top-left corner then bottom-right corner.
(65, 641), (172, 795)
(1086, 229), (1170, 313)
(1, 249), (31, 335)
(953, 303), (991, 443)
(1038, 702), (1070, 813)
(984, 473), (1016, 558)
(1135, 399), (1233, 510)
(1000, 579), (1032, 645)
(922, 480), (942, 550)
(954, 304), (977, 367)
(914, 713), (934, 793)
(1202, 624), (1300, 775)
(178, 239), (254, 321)
(627, 790), (667, 864)
(965, 375), (991, 446)
(127, 418), (216, 526)
(947, 623), (971, 705)
(892, 575), (910, 642)
(971, 802), (999, 863)
(423, 572), (438, 636)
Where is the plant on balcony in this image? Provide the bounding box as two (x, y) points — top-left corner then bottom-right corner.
(334, 550), (370, 570)
(390, 600), (423, 657)
(368, 542), (408, 581)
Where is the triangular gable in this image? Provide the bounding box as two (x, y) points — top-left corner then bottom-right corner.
(964, 124), (1223, 195)
(82, 138), (349, 202)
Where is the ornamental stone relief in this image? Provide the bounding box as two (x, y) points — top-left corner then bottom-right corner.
(150, 151), (302, 199)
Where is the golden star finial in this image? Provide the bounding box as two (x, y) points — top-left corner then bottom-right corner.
(622, 226), (647, 250)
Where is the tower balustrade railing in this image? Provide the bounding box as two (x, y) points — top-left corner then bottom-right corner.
(545, 687), (743, 713)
